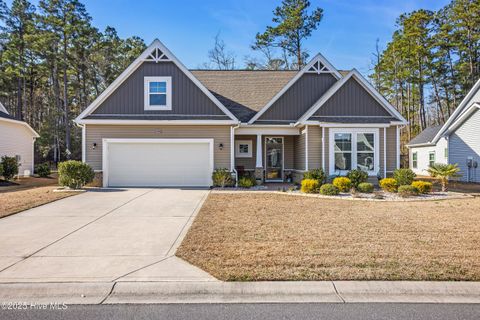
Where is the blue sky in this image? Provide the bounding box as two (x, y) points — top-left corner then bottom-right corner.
(10, 0), (450, 73)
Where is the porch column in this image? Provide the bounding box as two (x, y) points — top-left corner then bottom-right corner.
(255, 134), (264, 183)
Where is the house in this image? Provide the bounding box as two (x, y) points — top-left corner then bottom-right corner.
(406, 78), (480, 182)
(75, 39), (407, 188)
(0, 103), (39, 177)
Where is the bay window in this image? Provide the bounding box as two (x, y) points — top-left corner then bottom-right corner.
(330, 128), (379, 175)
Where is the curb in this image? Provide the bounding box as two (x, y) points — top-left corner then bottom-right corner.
(1, 281), (480, 304)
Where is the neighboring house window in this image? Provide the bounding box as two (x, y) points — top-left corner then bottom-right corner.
(412, 152), (418, 169)
(235, 140), (252, 158)
(444, 148), (448, 159)
(429, 151), (436, 167)
(144, 76), (172, 110)
(331, 129), (378, 175)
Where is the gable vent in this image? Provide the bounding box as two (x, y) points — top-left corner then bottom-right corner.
(144, 47), (170, 63)
(307, 60), (333, 74)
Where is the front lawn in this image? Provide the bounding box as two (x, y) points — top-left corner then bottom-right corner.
(0, 186), (81, 218)
(177, 193), (480, 281)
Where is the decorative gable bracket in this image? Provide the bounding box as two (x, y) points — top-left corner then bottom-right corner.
(306, 60), (334, 75)
(144, 47), (171, 63)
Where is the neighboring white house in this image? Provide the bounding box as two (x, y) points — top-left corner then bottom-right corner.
(406, 78), (480, 182)
(0, 103), (39, 177)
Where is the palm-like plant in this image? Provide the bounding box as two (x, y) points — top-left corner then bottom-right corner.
(427, 163), (461, 192)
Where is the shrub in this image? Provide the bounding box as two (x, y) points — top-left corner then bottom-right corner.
(398, 185), (419, 197)
(303, 168), (326, 185)
(35, 163), (51, 178)
(427, 163), (461, 192)
(1, 156), (19, 181)
(238, 176), (256, 188)
(411, 181), (432, 194)
(346, 169), (368, 189)
(357, 182), (374, 193)
(379, 178), (398, 192)
(301, 179), (320, 193)
(393, 168), (416, 186)
(0, 162), (3, 178)
(320, 183), (339, 196)
(212, 168), (234, 187)
(58, 160), (94, 189)
(332, 177), (352, 192)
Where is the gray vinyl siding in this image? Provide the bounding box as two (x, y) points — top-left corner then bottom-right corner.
(283, 136), (295, 169)
(311, 77), (392, 118)
(449, 108), (480, 182)
(307, 125), (322, 169)
(256, 73), (337, 121)
(92, 62), (226, 117)
(294, 131), (306, 171)
(386, 126), (397, 173)
(84, 125), (231, 171)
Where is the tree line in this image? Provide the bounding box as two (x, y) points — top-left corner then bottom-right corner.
(370, 0), (479, 145)
(0, 0), (146, 162)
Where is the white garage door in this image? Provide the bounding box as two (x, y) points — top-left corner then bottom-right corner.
(104, 139), (213, 187)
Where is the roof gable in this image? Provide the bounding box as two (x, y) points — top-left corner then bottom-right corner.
(299, 69), (407, 124)
(75, 39), (238, 123)
(248, 53), (342, 124)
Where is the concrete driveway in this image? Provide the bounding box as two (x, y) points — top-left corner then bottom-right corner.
(0, 189), (215, 283)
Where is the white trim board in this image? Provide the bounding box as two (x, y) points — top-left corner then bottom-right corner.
(0, 102), (8, 113)
(248, 53), (342, 124)
(446, 102), (480, 133)
(431, 78), (480, 144)
(298, 69), (407, 124)
(75, 39), (239, 124)
(77, 119), (237, 125)
(101, 138), (214, 188)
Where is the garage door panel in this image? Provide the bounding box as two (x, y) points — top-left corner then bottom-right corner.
(106, 141), (212, 187)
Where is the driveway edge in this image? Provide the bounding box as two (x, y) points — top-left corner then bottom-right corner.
(2, 281), (479, 305)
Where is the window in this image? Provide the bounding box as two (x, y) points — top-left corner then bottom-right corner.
(429, 151), (436, 167)
(412, 152), (418, 169)
(444, 148), (448, 159)
(144, 76), (172, 110)
(331, 129), (378, 175)
(235, 140), (252, 158)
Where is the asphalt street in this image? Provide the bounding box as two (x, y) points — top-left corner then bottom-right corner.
(1, 303), (479, 320)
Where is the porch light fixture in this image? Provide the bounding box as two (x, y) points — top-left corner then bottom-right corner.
(219, 143), (224, 150)
(92, 142), (97, 150)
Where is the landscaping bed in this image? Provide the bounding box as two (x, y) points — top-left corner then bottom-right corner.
(177, 193), (480, 281)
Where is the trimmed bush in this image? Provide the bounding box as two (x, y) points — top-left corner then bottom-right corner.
(411, 181), (433, 194)
(1, 156), (19, 181)
(320, 183), (339, 196)
(398, 185), (419, 197)
(393, 168), (416, 186)
(0, 163), (3, 178)
(379, 178), (398, 192)
(301, 179), (320, 193)
(357, 182), (374, 193)
(238, 176), (256, 188)
(35, 163), (51, 178)
(346, 169), (368, 189)
(58, 160), (94, 189)
(212, 168), (234, 187)
(303, 168), (326, 185)
(332, 177), (352, 192)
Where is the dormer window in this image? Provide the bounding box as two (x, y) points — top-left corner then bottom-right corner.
(144, 76), (172, 110)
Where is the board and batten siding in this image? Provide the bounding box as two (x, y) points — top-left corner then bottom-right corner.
(257, 73), (337, 121)
(85, 125), (231, 171)
(449, 108), (480, 182)
(92, 61), (226, 116)
(0, 120), (35, 176)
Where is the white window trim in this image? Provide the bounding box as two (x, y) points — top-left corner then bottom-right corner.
(429, 151), (436, 167)
(329, 128), (380, 176)
(144, 76), (172, 110)
(235, 140), (252, 158)
(412, 152), (418, 169)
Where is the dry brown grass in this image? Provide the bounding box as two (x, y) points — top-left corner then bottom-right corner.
(0, 186), (80, 218)
(177, 193), (480, 281)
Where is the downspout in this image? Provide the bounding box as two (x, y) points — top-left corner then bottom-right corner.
(321, 125), (325, 171)
(231, 124), (240, 185)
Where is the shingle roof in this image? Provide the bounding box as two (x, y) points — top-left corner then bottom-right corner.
(191, 70), (298, 122)
(308, 116), (397, 123)
(407, 125), (443, 146)
(0, 111), (15, 120)
(84, 114), (231, 120)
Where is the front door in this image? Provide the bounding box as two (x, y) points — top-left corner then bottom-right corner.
(265, 137), (283, 181)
